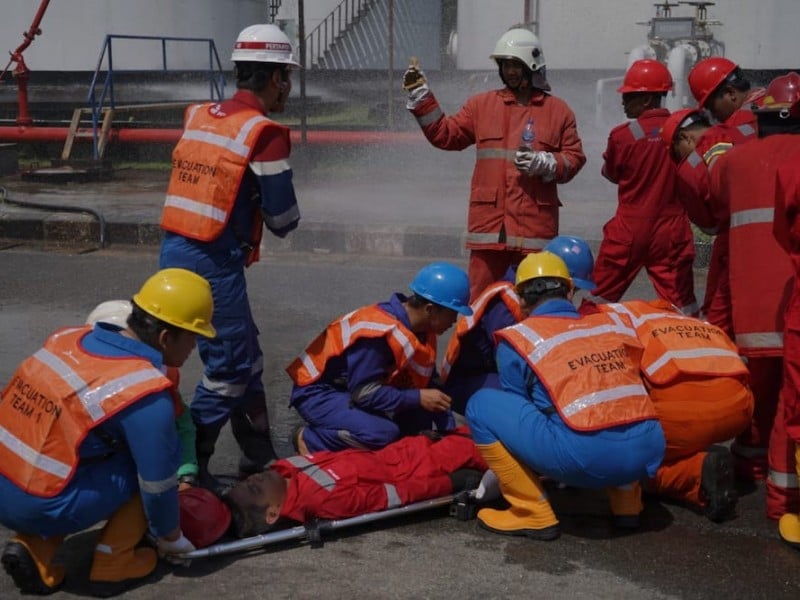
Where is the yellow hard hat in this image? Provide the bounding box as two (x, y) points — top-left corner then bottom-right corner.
(133, 268), (216, 338)
(515, 251), (572, 287)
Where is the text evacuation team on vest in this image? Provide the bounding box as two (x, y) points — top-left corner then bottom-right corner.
(1, 19), (800, 598)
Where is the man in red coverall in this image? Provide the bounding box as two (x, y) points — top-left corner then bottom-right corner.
(403, 26), (586, 301)
(592, 59), (697, 316)
(223, 429), (487, 537)
(708, 74), (797, 509)
(661, 108), (754, 336)
(772, 81), (800, 546)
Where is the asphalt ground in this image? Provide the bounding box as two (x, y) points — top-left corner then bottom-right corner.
(0, 246), (796, 600)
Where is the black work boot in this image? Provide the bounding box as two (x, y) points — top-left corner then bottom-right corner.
(231, 394), (279, 477)
(701, 448), (738, 522)
(194, 423), (225, 494)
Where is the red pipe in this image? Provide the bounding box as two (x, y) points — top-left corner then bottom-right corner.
(0, 126), (425, 146)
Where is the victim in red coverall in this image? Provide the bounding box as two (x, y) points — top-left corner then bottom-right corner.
(271, 429), (487, 523)
(593, 108), (697, 314)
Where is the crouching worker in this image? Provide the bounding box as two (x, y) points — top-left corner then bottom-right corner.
(546, 235), (753, 521)
(224, 428), (487, 536)
(466, 253), (665, 540)
(86, 300), (199, 489)
(287, 262), (472, 453)
(0, 269), (216, 596)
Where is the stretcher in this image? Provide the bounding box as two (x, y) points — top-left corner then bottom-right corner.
(180, 491), (476, 560)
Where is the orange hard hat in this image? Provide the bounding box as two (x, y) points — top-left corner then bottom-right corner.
(618, 59), (673, 93)
(754, 72), (800, 118)
(688, 57), (738, 108)
(179, 487), (232, 548)
(659, 108), (705, 147)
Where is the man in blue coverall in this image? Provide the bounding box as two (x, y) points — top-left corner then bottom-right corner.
(466, 252), (665, 540)
(0, 269), (214, 596)
(287, 262), (472, 453)
(159, 24), (301, 488)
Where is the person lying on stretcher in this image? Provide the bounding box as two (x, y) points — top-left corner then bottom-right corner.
(223, 427), (488, 538)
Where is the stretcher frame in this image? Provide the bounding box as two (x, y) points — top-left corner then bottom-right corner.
(180, 493), (468, 559)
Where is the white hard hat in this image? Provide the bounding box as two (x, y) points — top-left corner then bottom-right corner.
(86, 300), (132, 328)
(231, 24), (300, 68)
(490, 28), (545, 72)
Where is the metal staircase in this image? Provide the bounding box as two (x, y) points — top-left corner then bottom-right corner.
(305, 0), (436, 70)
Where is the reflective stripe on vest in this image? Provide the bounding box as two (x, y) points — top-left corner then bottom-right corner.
(476, 147), (517, 162)
(464, 231), (550, 250)
(687, 151), (702, 168)
(768, 468), (799, 489)
(286, 306), (436, 389)
(602, 301), (747, 384)
(161, 103), (270, 242)
(497, 313), (655, 431)
(629, 120), (645, 141)
(441, 282), (523, 381)
(735, 332), (784, 348)
(730, 207), (774, 229)
(0, 326), (171, 497)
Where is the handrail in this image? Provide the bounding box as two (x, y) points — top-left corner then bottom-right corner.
(304, 0), (374, 68)
(86, 34), (226, 159)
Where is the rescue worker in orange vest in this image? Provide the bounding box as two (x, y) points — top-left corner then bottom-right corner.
(287, 262), (472, 453)
(707, 74), (797, 507)
(0, 269), (215, 596)
(546, 235), (754, 522)
(86, 300), (199, 489)
(661, 107), (753, 336)
(439, 265), (525, 415)
(771, 78), (800, 546)
(465, 252), (665, 540)
(404, 27), (586, 301)
(592, 60), (698, 316)
(159, 24), (301, 490)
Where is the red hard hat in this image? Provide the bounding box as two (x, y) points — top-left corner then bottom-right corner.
(688, 57), (738, 108)
(179, 487), (232, 548)
(754, 72), (800, 117)
(660, 108), (704, 147)
(618, 59), (673, 93)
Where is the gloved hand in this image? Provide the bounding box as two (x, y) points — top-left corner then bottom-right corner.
(156, 532), (196, 567)
(402, 56), (427, 92)
(514, 150), (557, 182)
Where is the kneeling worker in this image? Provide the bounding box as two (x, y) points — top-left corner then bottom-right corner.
(466, 253), (665, 540)
(0, 269), (214, 596)
(287, 262), (472, 453)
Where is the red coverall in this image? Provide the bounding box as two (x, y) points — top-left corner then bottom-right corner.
(710, 134), (796, 517)
(408, 88), (585, 300)
(272, 429), (487, 523)
(773, 149), (800, 513)
(593, 108), (697, 314)
(674, 115), (756, 335)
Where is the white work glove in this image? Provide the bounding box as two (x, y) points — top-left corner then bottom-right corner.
(514, 150), (557, 182)
(156, 532), (195, 567)
(470, 469), (500, 502)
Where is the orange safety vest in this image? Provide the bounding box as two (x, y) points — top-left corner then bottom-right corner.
(0, 326), (171, 497)
(160, 102), (274, 261)
(599, 300), (748, 385)
(286, 305), (437, 389)
(440, 281), (524, 382)
(496, 312), (656, 431)
(712, 135), (795, 356)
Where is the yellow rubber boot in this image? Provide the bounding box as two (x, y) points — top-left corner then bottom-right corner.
(89, 495), (158, 596)
(1, 533), (65, 595)
(606, 482), (644, 530)
(778, 444), (800, 549)
(476, 441), (560, 540)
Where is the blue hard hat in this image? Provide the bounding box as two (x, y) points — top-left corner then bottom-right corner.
(409, 262), (473, 316)
(543, 236), (596, 291)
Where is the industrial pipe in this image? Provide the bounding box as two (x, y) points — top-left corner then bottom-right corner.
(0, 126), (424, 146)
